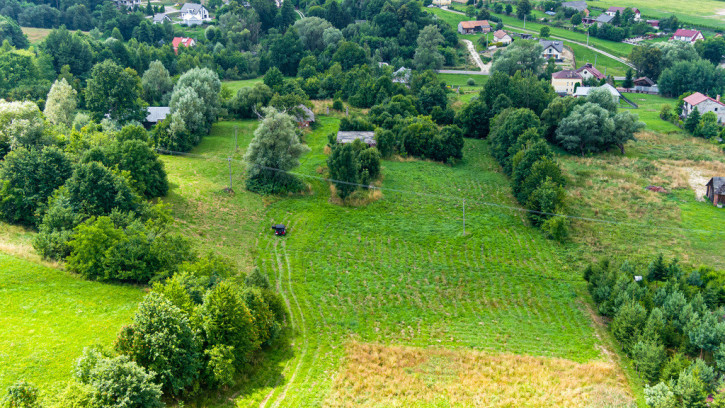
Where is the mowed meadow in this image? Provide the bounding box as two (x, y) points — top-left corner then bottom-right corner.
(159, 116), (635, 407)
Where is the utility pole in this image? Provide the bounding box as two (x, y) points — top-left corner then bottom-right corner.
(523, 14), (526, 29)
(595, 54), (598, 67)
(587, 29), (590, 46)
(462, 199), (466, 235)
(227, 158), (232, 190)
(234, 126), (238, 152)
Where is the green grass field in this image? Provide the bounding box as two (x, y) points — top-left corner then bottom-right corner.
(588, 0), (725, 28)
(0, 254), (144, 396)
(223, 77), (265, 94)
(153, 116), (641, 407)
(623, 92), (681, 134)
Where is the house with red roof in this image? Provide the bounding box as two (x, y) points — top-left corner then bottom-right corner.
(682, 92), (725, 123)
(670, 29), (704, 43)
(605, 6), (640, 21)
(575, 63), (605, 81)
(172, 37), (196, 55)
(551, 70), (582, 95)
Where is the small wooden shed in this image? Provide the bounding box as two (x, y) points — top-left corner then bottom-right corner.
(706, 177), (725, 206)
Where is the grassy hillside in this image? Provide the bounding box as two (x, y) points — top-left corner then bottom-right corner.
(158, 115), (636, 407)
(588, 0), (725, 28)
(0, 254), (144, 395)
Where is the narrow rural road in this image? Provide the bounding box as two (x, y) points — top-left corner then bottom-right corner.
(436, 7), (635, 69)
(462, 39), (487, 72)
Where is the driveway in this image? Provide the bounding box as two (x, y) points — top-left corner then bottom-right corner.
(462, 39), (488, 73)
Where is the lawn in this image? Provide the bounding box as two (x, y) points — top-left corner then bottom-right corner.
(222, 77), (265, 94)
(0, 254), (144, 396)
(21, 27), (89, 44)
(588, 0), (725, 28)
(623, 92), (681, 134)
(160, 116), (634, 407)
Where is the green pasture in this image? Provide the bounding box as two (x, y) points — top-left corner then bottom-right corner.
(161, 116), (604, 407)
(623, 92), (681, 133)
(222, 77), (266, 94)
(0, 254), (144, 396)
(588, 0), (725, 28)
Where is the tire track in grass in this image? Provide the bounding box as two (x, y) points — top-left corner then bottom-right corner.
(269, 241), (310, 408)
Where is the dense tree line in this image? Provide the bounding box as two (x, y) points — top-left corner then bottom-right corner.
(585, 256), (725, 407)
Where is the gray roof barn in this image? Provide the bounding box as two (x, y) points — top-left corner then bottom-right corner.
(595, 14), (614, 24)
(296, 104), (315, 124)
(706, 177), (725, 206)
(336, 131), (376, 146)
(561, 1), (587, 12)
(145, 107), (170, 124)
(708, 177), (725, 194)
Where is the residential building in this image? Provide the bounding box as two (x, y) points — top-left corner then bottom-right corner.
(114, 0), (141, 8)
(392, 67), (411, 85)
(646, 20), (659, 29)
(632, 77), (658, 94)
(457, 20), (491, 35)
(705, 177), (725, 206)
(144, 107), (170, 127)
(561, 1), (588, 16)
(573, 83), (622, 103)
(337, 131), (376, 147)
(682, 92), (725, 123)
(153, 13), (171, 24)
(180, 3), (209, 26)
(540, 40), (563, 61)
(172, 37), (196, 54)
(492, 30), (512, 44)
(605, 6), (640, 21)
(575, 63), (605, 81)
(551, 70), (582, 95)
(670, 29), (704, 43)
(595, 13), (614, 26)
(432, 0), (451, 6)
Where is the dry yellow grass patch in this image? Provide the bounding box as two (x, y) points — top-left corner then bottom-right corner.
(329, 183), (383, 206)
(0, 223), (59, 268)
(325, 342), (635, 408)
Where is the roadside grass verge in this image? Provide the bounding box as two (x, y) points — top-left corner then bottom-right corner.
(0, 254), (144, 396)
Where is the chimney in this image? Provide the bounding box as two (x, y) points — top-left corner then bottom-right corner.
(718, 95), (721, 102)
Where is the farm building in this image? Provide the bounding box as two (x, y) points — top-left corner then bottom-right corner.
(144, 107), (170, 128)
(551, 70), (582, 95)
(493, 30), (512, 44)
(561, 1), (588, 16)
(337, 131), (376, 147)
(595, 13), (614, 26)
(670, 29), (704, 43)
(605, 6), (640, 21)
(432, 0), (451, 6)
(172, 37), (196, 54)
(457, 20), (491, 34)
(705, 177), (725, 206)
(682, 92), (725, 124)
(540, 40), (563, 61)
(296, 105), (315, 127)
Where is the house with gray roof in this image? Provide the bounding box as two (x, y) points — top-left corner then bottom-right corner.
(336, 131), (376, 147)
(153, 13), (171, 24)
(180, 3), (209, 25)
(540, 40), (563, 61)
(595, 13), (614, 26)
(144, 107), (170, 127)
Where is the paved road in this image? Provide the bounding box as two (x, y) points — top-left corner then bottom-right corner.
(437, 7), (635, 70)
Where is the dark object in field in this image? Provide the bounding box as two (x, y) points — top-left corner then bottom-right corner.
(272, 224), (286, 236)
(645, 185), (668, 193)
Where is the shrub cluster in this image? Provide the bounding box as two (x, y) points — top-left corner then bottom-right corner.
(327, 139), (381, 200)
(585, 256), (725, 406)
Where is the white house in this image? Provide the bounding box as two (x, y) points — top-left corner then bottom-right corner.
(540, 40), (563, 61)
(180, 3), (210, 26)
(575, 63), (605, 81)
(492, 30), (512, 45)
(605, 6), (640, 21)
(682, 92), (725, 123)
(670, 29), (705, 43)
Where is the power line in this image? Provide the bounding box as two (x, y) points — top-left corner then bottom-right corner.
(155, 147), (725, 236)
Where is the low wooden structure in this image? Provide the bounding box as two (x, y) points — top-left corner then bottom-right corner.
(706, 177), (725, 207)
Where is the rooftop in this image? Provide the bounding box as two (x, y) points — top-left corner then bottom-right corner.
(576, 63), (605, 80)
(552, 70), (581, 80)
(561, 1), (587, 11)
(146, 106), (170, 123)
(672, 29), (702, 39)
(459, 20), (491, 29)
(595, 14), (614, 23)
(493, 29), (509, 39)
(683, 92), (724, 107)
(180, 3), (204, 12)
(540, 40), (563, 53)
(708, 177), (725, 194)
(337, 131), (376, 146)
(573, 83), (621, 98)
